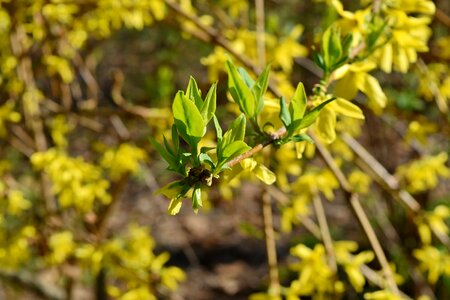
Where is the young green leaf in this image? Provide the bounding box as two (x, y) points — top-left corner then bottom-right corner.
(171, 124), (179, 151)
(172, 91), (205, 138)
(292, 133), (314, 144)
(150, 137), (180, 173)
(192, 187), (202, 213)
(296, 98), (336, 130)
(222, 114), (246, 147)
(213, 114), (223, 142)
(186, 76), (203, 109)
(222, 140), (250, 159)
(226, 60), (256, 118)
(199, 153), (215, 169)
(312, 50), (325, 70)
(200, 82), (217, 124)
(290, 82), (307, 121)
(252, 64), (270, 114)
(238, 67), (255, 88)
(279, 97), (291, 128)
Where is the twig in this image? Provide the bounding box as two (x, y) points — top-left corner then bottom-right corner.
(10, 26), (56, 213)
(255, 0), (266, 68)
(0, 270), (65, 300)
(95, 174), (129, 240)
(343, 133), (450, 249)
(261, 189), (280, 296)
(436, 8), (450, 28)
(310, 131), (399, 293)
(226, 127), (286, 168)
(268, 185), (412, 299)
(313, 194), (337, 272)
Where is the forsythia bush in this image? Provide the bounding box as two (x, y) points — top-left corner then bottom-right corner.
(0, 0), (448, 299)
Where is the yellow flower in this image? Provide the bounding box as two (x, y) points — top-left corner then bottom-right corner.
(414, 246), (450, 284)
(334, 61), (387, 112)
(396, 152), (450, 193)
(48, 231), (75, 264)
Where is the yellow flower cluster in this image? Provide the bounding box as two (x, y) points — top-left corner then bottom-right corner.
(100, 143), (147, 181)
(0, 100), (21, 137)
(31, 149), (111, 212)
(46, 225), (185, 299)
(416, 205), (450, 245)
(414, 246), (450, 284)
(395, 152), (450, 193)
(288, 243), (344, 298)
(417, 63), (450, 112)
(0, 225), (36, 270)
(373, 0), (435, 73)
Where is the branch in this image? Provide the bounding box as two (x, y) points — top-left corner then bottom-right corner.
(310, 131), (399, 293)
(342, 133), (450, 249)
(313, 194), (337, 272)
(0, 270), (65, 300)
(261, 189), (280, 296)
(226, 127), (286, 168)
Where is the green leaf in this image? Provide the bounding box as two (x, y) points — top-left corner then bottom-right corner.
(279, 97), (291, 128)
(290, 82), (307, 121)
(252, 64), (270, 114)
(150, 137), (179, 172)
(192, 187), (202, 213)
(186, 76), (203, 109)
(238, 67), (255, 88)
(171, 124), (179, 152)
(163, 136), (175, 156)
(222, 140), (250, 159)
(200, 82), (217, 124)
(226, 60), (256, 118)
(312, 50), (325, 70)
(292, 134), (314, 144)
(322, 27), (332, 70)
(223, 114), (246, 145)
(172, 91), (205, 138)
(213, 114), (223, 142)
(296, 98), (336, 130)
(329, 28), (343, 62)
(199, 153), (215, 169)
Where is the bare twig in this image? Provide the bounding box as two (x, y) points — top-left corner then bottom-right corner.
(311, 131), (399, 293)
(226, 127), (286, 168)
(261, 190), (280, 296)
(436, 8), (450, 28)
(0, 270), (65, 300)
(255, 0), (266, 68)
(343, 133), (450, 249)
(313, 194), (337, 272)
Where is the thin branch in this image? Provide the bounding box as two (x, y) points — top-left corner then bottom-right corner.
(310, 131), (399, 293)
(313, 194), (337, 272)
(226, 127), (286, 168)
(343, 133), (450, 249)
(436, 8), (450, 28)
(0, 270), (65, 300)
(255, 0), (266, 68)
(261, 189), (280, 296)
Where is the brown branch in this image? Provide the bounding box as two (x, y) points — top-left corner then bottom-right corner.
(342, 133), (450, 249)
(226, 127), (286, 168)
(0, 270), (65, 300)
(436, 8), (450, 28)
(310, 131), (399, 293)
(261, 189), (280, 296)
(268, 185), (412, 299)
(313, 194), (337, 272)
(255, 0), (266, 68)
